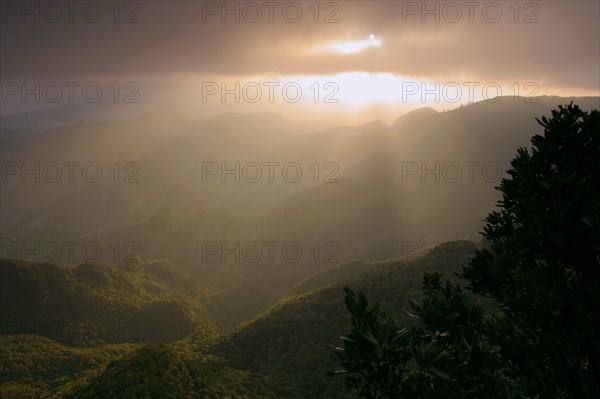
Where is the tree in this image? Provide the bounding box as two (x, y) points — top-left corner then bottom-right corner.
(331, 275), (525, 399)
(332, 104), (600, 398)
(463, 103), (600, 397)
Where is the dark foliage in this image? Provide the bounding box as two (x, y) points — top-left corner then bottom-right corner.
(334, 104), (600, 398)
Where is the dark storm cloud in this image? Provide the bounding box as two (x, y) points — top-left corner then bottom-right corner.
(1, 1), (598, 91)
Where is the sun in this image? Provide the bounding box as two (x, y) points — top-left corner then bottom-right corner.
(308, 35), (382, 55)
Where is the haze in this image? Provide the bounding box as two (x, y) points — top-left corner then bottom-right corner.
(1, 0), (598, 127)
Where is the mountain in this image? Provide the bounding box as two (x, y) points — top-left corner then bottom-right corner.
(0, 335), (136, 398)
(0, 336), (278, 399)
(0, 241), (478, 399)
(255, 96), (600, 262)
(0, 109), (386, 238)
(4, 97), (597, 242)
(4, 97), (597, 331)
(287, 260), (378, 296)
(0, 258), (210, 345)
(208, 241), (479, 399)
(62, 344), (277, 399)
(321, 119), (388, 137)
(0, 102), (155, 134)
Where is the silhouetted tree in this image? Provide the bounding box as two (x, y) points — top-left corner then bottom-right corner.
(463, 103), (600, 397)
(333, 104), (600, 398)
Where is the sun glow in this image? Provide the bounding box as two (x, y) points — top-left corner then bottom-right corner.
(244, 72), (415, 106)
(309, 35), (382, 55)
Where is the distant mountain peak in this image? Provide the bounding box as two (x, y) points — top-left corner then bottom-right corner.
(398, 107), (439, 119)
(358, 119), (387, 130)
(392, 107), (439, 127)
(322, 119), (388, 137)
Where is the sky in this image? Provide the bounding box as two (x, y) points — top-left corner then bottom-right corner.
(1, 0), (599, 126)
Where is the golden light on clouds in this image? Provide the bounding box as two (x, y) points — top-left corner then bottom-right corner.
(167, 69), (599, 129)
(308, 35), (382, 55)
(2, 0), (597, 124)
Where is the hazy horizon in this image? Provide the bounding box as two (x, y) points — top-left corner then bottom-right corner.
(2, 1), (599, 127)
(1, 1), (599, 398)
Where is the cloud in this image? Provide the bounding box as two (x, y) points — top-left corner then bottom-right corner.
(1, 0), (598, 92)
